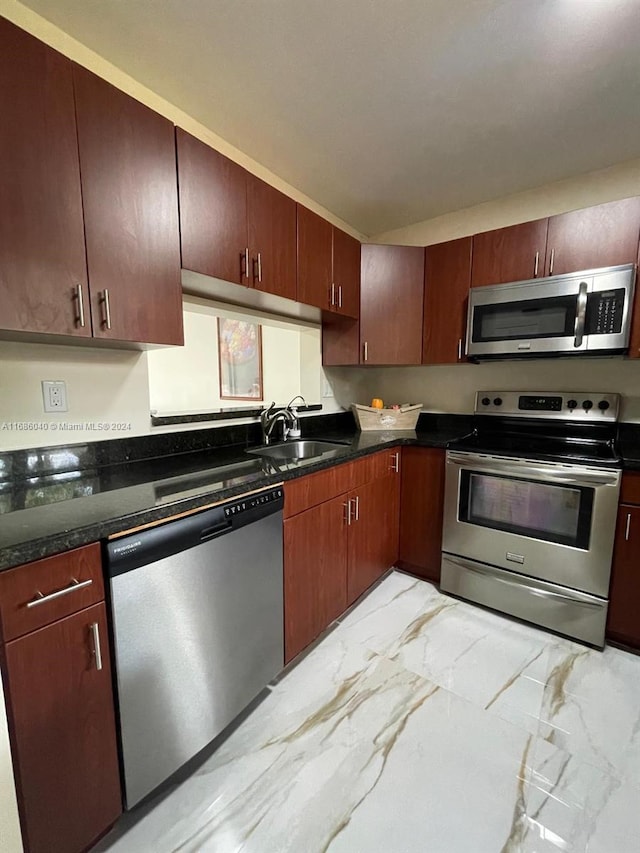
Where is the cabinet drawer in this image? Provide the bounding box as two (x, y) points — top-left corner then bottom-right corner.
(621, 472), (640, 505)
(284, 462), (354, 517)
(352, 449), (401, 486)
(0, 543), (104, 642)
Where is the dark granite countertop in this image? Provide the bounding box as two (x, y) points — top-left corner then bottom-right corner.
(3, 412), (638, 572)
(0, 413), (472, 572)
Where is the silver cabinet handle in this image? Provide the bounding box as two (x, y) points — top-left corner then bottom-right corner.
(256, 252), (263, 283)
(625, 512), (632, 541)
(352, 495), (360, 522)
(330, 283), (336, 307)
(338, 285), (343, 308)
(241, 247), (249, 281)
(573, 281), (589, 348)
(549, 248), (555, 276)
(76, 284), (86, 328)
(363, 341), (369, 362)
(90, 622), (103, 671)
(26, 577), (93, 609)
(343, 501), (351, 526)
(101, 289), (112, 330)
(390, 452), (400, 473)
(534, 251), (539, 277)
(457, 338), (463, 361)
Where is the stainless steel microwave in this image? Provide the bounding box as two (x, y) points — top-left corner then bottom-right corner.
(466, 263), (636, 359)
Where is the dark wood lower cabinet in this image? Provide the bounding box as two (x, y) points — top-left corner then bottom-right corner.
(398, 447), (445, 583)
(3, 603), (121, 853)
(284, 496), (349, 663)
(607, 503), (640, 649)
(347, 473), (400, 605)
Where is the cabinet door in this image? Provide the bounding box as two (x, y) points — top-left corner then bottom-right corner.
(607, 504), (640, 648)
(471, 219), (548, 287)
(333, 227), (361, 319)
(360, 245), (425, 365)
(347, 473), (400, 606)
(247, 175), (297, 301)
(4, 603), (121, 853)
(297, 205), (333, 309)
(284, 496), (349, 662)
(546, 198), (640, 276)
(398, 447), (445, 582)
(423, 237), (472, 364)
(73, 66), (183, 345)
(176, 129), (249, 285)
(0, 18), (89, 337)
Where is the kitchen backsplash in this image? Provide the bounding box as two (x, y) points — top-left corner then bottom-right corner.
(344, 358), (640, 423)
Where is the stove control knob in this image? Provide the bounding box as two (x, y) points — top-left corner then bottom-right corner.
(582, 400), (593, 411)
(567, 399), (578, 409)
(598, 400), (610, 411)
(481, 397), (491, 406)
(493, 397), (503, 406)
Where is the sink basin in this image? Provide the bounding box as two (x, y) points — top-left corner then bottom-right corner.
(247, 440), (348, 461)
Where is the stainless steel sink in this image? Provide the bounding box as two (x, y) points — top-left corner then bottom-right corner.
(247, 440), (348, 461)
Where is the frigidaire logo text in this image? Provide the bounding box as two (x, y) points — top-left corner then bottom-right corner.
(114, 540), (142, 555)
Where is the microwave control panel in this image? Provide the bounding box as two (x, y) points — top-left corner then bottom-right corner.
(586, 288), (625, 335)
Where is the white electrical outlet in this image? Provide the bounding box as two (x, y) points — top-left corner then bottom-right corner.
(42, 380), (68, 413)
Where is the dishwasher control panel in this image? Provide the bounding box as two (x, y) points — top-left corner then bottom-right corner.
(224, 487), (284, 519)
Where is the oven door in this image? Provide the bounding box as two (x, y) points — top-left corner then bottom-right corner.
(442, 451), (621, 597)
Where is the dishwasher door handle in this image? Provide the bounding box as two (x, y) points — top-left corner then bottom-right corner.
(200, 520), (232, 541)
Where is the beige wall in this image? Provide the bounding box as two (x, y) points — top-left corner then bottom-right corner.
(147, 298), (320, 414)
(0, 341), (151, 451)
(355, 359), (640, 423)
(0, 0), (364, 240)
(372, 158), (640, 246)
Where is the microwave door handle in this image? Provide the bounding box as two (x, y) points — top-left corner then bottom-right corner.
(573, 281), (589, 348)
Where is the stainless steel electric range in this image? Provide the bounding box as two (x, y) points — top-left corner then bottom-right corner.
(441, 391), (622, 647)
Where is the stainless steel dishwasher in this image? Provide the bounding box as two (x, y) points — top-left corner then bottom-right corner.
(106, 485), (284, 808)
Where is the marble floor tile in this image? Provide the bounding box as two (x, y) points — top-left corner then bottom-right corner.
(96, 571), (640, 853)
(537, 641), (640, 779)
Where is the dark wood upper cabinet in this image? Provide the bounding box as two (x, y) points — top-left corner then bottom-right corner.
(4, 603), (121, 853)
(247, 174), (297, 301)
(73, 66), (183, 345)
(322, 315), (360, 366)
(176, 129), (249, 285)
(398, 447), (446, 583)
(360, 244), (424, 365)
(333, 227), (360, 318)
(284, 495), (348, 662)
(471, 219), (548, 287)
(0, 18), (89, 337)
(296, 205), (333, 309)
(546, 198), (640, 277)
(423, 237), (472, 364)
(607, 503), (640, 649)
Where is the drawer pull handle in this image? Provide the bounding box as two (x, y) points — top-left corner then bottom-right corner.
(90, 622), (103, 671)
(26, 577), (93, 609)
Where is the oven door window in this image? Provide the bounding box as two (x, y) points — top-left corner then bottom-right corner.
(472, 295), (577, 342)
(459, 471), (594, 549)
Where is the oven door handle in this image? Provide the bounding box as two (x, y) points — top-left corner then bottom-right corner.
(446, 452), (620, 487)
(444, 555), (605, 608)
(573, 280), (589, 348)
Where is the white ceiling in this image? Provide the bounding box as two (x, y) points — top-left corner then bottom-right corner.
(20, 0), (640, 236)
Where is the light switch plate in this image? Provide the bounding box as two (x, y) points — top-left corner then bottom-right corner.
(42, 380), (68, 413)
